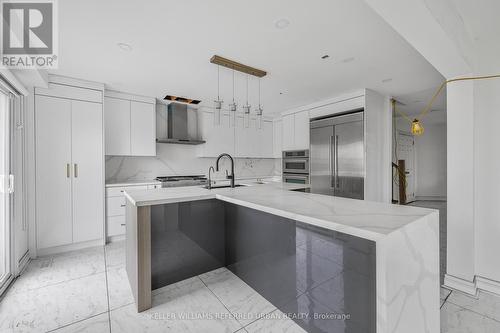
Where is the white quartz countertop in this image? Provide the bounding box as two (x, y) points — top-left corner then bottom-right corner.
(124, 182), (437, 242)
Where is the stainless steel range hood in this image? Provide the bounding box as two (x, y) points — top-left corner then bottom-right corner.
(156, 102), (205, 145)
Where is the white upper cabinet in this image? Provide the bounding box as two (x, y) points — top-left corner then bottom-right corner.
(104, 91), (156, 156)
(282, 111), (310, 151)
(273, 119), (283, 158)
(234, 116), (273, 158)
(131, 101), (156, 156)
(197, 111), (234, 157)
(104, 97), (130, 156)
(294, 111), (310, 150)
(259, 120), (274, 158)
(197, 109), (274, 158)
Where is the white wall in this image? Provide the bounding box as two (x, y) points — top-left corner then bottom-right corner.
(105, 143), (278, 183)
(363, 0), (500, 295)
(414, 122), (447, 199)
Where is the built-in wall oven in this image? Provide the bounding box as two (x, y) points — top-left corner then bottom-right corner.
(282, 150), (309, 184)
(283, 173), (309, 185)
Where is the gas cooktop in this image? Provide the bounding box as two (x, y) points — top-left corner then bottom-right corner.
(155, 175), (207, 187)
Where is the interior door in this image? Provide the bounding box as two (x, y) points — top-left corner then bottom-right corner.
(397, 132), (415, 202)
(310, 125), (334, 195)
(35, 95), (73, 249)
(334, 119), (364, 199)
(0, 89), (11, 292)
(71, 100), (103, 243)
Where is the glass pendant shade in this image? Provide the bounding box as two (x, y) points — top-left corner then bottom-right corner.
(213, 99), (222, 125)
(229, 102), (237, 127)
(256, 105), (263, 129)
(213, 65), (223, 126)
(411, 119), (424, 136)
(243, 104), (251, 128)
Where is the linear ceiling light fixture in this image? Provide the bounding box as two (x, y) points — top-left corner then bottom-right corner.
(210, 55), (267, 78)
(393, 73), (500, 136)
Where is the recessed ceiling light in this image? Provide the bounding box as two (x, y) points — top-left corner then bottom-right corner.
(382, 78), (393, 83)
(117, 42), (132, 51)
(274, 18), (290, 29)
(321, 54), (330, 60)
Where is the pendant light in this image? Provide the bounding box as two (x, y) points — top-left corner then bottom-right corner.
(242, 74), (251, 128)
(213, 65), (223, 126)
(228, 68), (237, 127)
(411, 119), (424, 136)
(255, 78), (263, 129)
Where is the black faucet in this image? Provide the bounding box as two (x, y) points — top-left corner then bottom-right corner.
(215, 153), (235, 188)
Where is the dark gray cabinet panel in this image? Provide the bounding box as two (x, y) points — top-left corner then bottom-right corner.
(151, 200), (376, 332)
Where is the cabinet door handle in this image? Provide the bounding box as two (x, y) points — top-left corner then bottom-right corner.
(74, 163), (78, 178)
(66, 164), (71, 178)
(120, 223), (126, 226)
(120, 204), (126, 207)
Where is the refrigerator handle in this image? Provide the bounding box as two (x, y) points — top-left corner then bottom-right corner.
(334, 135), (339, 188)
(329, 135), (334, 188)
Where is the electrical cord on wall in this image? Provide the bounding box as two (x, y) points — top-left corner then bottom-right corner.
(395, 73), (500, 125)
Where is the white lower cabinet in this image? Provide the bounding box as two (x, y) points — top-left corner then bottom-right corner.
(105, 183), (159, 239)
(35, 91), (104, 250)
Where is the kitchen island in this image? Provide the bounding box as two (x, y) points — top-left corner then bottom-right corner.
(124, 182), (439, 333)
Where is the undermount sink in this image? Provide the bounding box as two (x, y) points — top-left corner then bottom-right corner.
(205, 184), (248, 189)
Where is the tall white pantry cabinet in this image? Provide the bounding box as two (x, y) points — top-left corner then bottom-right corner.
(35, 81), (104, 251)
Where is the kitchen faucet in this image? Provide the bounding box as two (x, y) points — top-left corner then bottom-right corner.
(215, 153), (235, 188)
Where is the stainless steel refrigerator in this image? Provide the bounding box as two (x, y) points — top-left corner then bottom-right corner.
(310, 111), (364, 199)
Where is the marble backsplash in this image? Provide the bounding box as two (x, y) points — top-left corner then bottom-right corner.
(105, 143), (281, 183)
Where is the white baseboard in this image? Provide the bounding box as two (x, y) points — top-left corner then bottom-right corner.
(445, 274), (500, 298)
(476, 276), (500, 296)
(106, 235), (125, 243)
(36, 239), (104, 257)
(415, 196), (447, 201)
(444, 274), (477, 296)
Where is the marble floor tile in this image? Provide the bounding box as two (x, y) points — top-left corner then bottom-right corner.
(0, 273), (108, 332)
(9, 246), (105, 293)
(49, 313), (110, 333)
(199, 268), (276, 326)
(441, 302), (500, 333)
(106, 265), (134, 310)
(245, 310), (306, 333)
(110, 276), (242, 333)
(105, 241), (126, 269)
(447, 290), (500, 322)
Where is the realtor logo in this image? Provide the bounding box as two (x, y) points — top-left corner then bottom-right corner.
(1, 0), (58, 68)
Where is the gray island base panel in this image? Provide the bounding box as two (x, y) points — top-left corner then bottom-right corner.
(124, 183), (440, 333)
(149, 200), (376, 332)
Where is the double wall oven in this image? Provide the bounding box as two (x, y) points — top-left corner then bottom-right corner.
(282, 150), (309, 184)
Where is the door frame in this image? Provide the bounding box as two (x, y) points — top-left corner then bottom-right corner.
(0, 85), (13, 295)
(396, 130), (417, 203)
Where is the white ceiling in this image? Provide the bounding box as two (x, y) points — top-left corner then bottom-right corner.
(52, 0), (444, 116)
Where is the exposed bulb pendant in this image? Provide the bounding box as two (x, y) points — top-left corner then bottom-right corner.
(256, 78), (263, 129)
(242, 74), (251, 128)
(229, 68), (237, 127)
(411, 119), (424, 136)
(213, 65), (223, 126)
